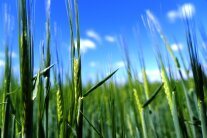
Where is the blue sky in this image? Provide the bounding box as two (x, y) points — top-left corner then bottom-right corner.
(0, 0), (207, 83)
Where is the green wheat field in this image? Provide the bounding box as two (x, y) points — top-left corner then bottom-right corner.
(0, 0), (207, 138)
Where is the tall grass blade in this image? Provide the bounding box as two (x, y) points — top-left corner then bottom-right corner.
(18, 0), (34, 137)
(45, 0), (51, 135)
(82, 69), (118, 98)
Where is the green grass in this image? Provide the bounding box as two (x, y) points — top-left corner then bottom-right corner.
(0, 0), (207, 138)
(18, 0), (34, 137)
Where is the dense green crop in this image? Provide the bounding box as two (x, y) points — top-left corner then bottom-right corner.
(0, 0), (207, 138)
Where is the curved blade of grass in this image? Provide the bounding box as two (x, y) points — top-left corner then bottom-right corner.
(142, 83), (164, 108)
(82, 69), (118, 98)
(79, 111), (103, 138)
(32, 64), (55, 80)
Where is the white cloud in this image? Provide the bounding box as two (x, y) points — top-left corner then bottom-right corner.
(78, 39), (96, 53)
(114, 76), (127, 85)
(114, 61), (125, 68)
(167, 3), (195, 22)
(181, 3), (195, 18)
(146, 69), (161, 82)
(171, 43), (183, 51)
(0, 60), (5, 67)
(89, 61), (97, 67)
(105, 35), (116, 43)
(86, 30), (101, 42)
(167, 11), (178, 22)
(139, 69), (161, 82)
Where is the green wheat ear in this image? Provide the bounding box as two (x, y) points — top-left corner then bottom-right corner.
(161, 67), (172, 112)
(133, 88), (147, 138)
(56, 88), (63, 124)
(56, 82), (66, 138)
(73, 58), (79, 99)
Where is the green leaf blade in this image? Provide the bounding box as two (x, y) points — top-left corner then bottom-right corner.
(83, 69), (118, 98)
